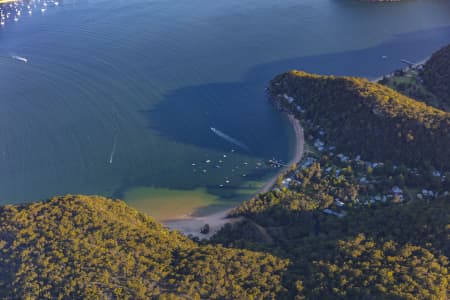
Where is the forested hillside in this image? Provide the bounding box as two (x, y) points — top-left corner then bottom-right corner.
(423, 44), (450, 103)
(3, 194), (446, 299)
(0, 195), (288, 299)
(209, 67), (450, 299)
(269, 71), (450, 170)
(214, 193), (449, 299)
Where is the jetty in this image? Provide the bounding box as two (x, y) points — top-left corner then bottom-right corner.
(267, 159), (287, 168)
(400, 59), (415, 67)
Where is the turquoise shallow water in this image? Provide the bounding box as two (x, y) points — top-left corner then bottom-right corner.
(0, 0), (450, 217)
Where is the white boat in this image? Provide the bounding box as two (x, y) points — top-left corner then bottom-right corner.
(12, 55), (28, 63)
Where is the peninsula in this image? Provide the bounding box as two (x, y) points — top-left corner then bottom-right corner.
(0, 44), (449, 299)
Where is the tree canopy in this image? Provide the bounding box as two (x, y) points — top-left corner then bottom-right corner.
(423, 44), (450, 104)
(0, 195), (288, 299)
(269, 70), (450, 170)
(214, 190), (449, 299)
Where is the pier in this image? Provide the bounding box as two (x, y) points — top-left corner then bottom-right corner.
(401, 59), (415, 67)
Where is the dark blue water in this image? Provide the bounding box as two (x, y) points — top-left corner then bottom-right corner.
(0, 0), (449, 217)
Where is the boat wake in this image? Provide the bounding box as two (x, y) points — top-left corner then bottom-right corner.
(210, 127), (250, 152)
(108, 133), (118, 164)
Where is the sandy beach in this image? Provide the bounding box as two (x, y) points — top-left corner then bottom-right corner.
(164, 113), (305, 239)
(259, 114), (304, 194)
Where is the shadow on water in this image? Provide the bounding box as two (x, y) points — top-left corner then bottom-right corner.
(145, 81), (290, 159)
(140, 25), (450, 215)
(145, 25), (450, 157)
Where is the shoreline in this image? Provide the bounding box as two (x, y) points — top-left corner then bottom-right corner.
(371, 56), (430, 83)
(259, 113), (304, 194)
(163, 54), (426, 239)
(164, 113), (305, 239)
